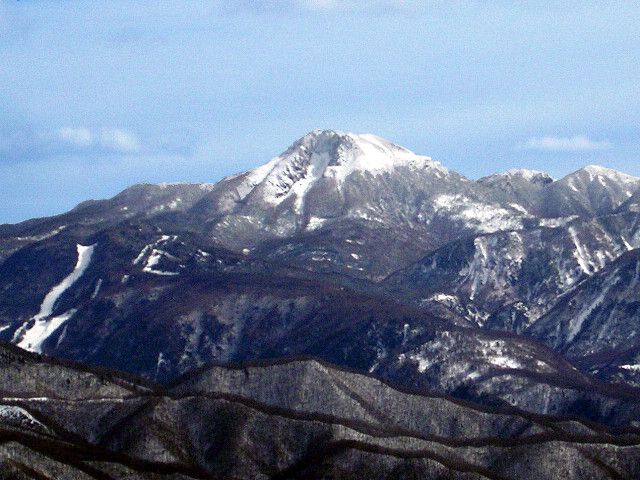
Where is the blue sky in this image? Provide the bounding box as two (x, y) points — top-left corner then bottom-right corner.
(1, 1), (640, 223)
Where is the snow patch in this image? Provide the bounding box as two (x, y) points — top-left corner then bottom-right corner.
(581, 165), (639, 184)
(424, 293), (459, 305)
(569, 227), (593, 274)
(539, 216), (578, 228)
(486, 355), (522, 369)
(15, 225), (67, 242)
(16, 310), (78, 354)
(0, 405), (49, 433)
(134, 236), (180, 276)
(28, 244), (93, 321)
(620, 364), (640, 372)
(133, 245), (151, 265)
(143, 249), (179, 276)
(13, 243), (95, 353)
(307, 216), (328, 231)
(494, 169), (553, 182)
(566, 276), (618, 344)
(621, 235), (634, 251)
(157, 182), (215, 191)
(155, 352), (169, 380)
(477, 339), (526, 370)
(433, 194), (524, 233)
(509, 203), (529, 214)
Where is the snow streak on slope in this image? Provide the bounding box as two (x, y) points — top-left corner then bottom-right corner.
(237, 130), (445, 212)
(32, 244), (95, 321)
(143, 249), (180, 276)
(16, 310), (77, 354)
(581, 165), (639, 189)
(565, 278), (617, 344)
(133, 235), (181, 276)
(14, 244), (95, 353)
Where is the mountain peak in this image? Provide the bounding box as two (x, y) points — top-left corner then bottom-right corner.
(582, 164), (618, 173)
(489, 169), (554, 184)
(504, 168), (552, 179)
(537, 164), (640, 218)
(569, 164), (639, 182)
(555, 165), (640, 195)
(238, 130), (447, 211)
(290, 129), (425, 166)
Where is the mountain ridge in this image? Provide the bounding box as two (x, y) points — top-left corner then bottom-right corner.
(3, 130), (640, 442)
(1, 342), (640, 479)
(5, 130), (638, 230)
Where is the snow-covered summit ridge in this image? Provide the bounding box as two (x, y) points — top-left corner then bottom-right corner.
(157, 182), (216, 191)
(480, 165), (639, 189)
(495, 169), (554, 183)
(238, 130), (448, 208)
(555, 165), (640, 197)
(569, 165), (640, 183)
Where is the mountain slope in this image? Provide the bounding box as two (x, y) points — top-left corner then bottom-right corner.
(539, 165), (640, 218)
(1, 345), (640, 480)
(3, 130), (640, 430)
(189, 130), (531, 280)
(477, 169), (554, 214)
(1, 222), (636, 422)
(526, 249), (640, 384)
(383, 214), (639, 330)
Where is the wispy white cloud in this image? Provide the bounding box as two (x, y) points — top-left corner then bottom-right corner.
(99, 128), (141, 153)
(56, 127), (141, 153)
(520, 135), (611, 152)
(58, 127), (93, 147)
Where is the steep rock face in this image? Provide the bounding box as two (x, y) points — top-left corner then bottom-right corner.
(527, 250), (640, 371)
(383, 215), (639, 330)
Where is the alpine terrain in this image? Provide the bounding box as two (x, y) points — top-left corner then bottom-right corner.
(2, 130), (640, 478)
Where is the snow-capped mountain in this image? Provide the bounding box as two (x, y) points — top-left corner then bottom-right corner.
(191, 129), (521, 279)
(228, 130), (447, 212)
(2, 129), (640, 433)
(478, 168), (554, 214)
(479, 164), (640, 219)
(539, 165), (640, 218)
